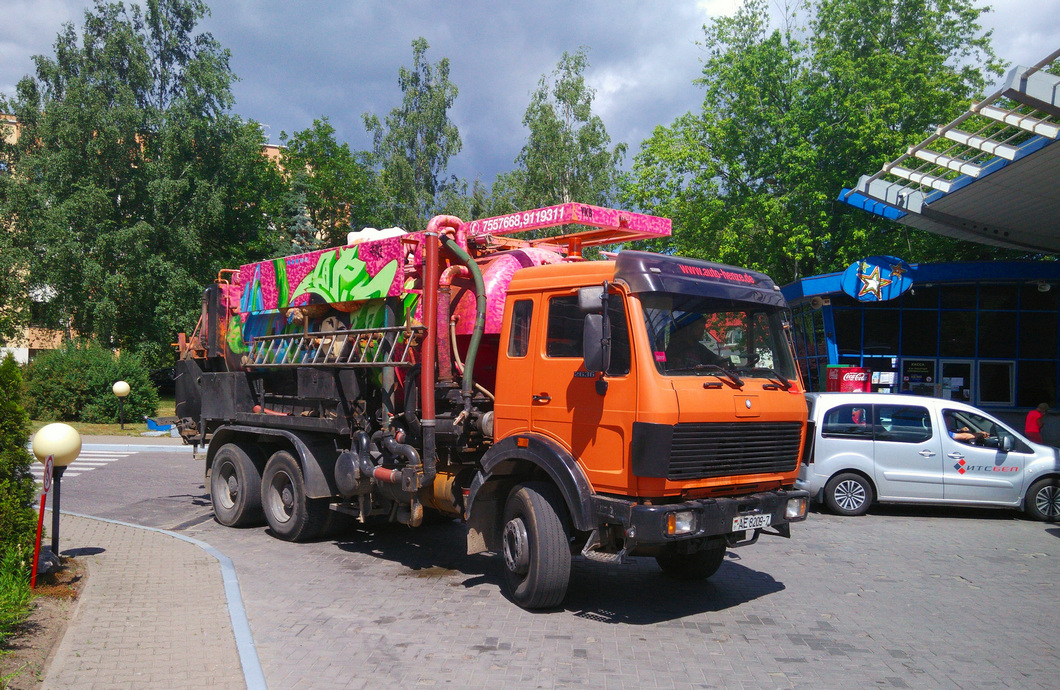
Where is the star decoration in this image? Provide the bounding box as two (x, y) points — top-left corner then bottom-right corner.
(857, 264), (892, 300)
(889, 263), (906, 280)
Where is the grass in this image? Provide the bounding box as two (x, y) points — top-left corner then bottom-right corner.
(28, 395), (177, 438)
(0, 550), (33, 648)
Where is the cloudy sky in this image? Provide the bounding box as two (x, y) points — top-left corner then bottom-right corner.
(2, 0), (1059, 185)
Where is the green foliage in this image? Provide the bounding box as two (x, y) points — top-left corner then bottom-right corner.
(364, 37), (462, 231)
(280, 118), (388, 247)
(0, 0), (285, 367)
(0, 354), (36, 641)
(22, 340), (158, 424)
(624, 0), (1021, 284)
(503, 48), (626, 209)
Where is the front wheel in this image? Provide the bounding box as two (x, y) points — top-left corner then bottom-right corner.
(824, 472), (874, 516)
(500, 482), (571, 610)
(261, 450), (328, 541)
(656, 545), (726, 580)
(1025, 477), (1060, 522)
(210, 443), (263, 527)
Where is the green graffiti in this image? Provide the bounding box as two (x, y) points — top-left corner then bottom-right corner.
(291, 246), (397, 305)
(227, 316), (248, 354)
(273, 258), (290, 309)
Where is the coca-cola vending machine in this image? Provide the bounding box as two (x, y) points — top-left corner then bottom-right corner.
(825, 366), (871, 392)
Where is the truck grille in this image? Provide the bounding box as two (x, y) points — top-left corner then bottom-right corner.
(668, 422), (802, 480)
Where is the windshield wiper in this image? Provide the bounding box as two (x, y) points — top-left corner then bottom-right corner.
(667, 364), (744, 388)
(740, 367), (792, 390)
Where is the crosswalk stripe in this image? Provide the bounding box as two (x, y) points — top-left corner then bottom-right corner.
(31, 451), (134, 483)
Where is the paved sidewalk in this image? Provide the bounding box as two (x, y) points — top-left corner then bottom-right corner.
(42, 514), (247, 689)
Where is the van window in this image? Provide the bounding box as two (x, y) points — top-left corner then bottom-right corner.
(875, 405), (932, 443)
(822, 404), (873, 440)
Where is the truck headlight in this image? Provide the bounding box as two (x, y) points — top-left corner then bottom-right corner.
(786, 497), (808, 520)
(666, 510), (695, 535)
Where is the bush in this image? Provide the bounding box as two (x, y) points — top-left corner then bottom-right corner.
(22, 339), (158, 423)
(0, 354), (36, 643)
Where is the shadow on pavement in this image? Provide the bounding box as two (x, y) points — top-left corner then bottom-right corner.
(810, 503), (1022, 521)
(62, 546), (105, 557)
(329, 517), (784, 624)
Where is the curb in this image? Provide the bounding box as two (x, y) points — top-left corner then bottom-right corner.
(59, 511), (267, 690)
(82, 443), (195, 454)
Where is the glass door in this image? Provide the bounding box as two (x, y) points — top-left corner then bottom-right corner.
(940, 360), (973, 403)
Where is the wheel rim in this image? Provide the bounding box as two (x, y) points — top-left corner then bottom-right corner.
(216, 461), (238, 510)
(1035, 485), (1060, 518)
(502, 517), (530, 576)
(267, 471), (295, 524)
(834, 479), (867, 512)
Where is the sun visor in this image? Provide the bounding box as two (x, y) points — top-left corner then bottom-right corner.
(614, 251), (788, 308)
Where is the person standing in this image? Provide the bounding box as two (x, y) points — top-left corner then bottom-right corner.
(1025, 402), (1049, 443)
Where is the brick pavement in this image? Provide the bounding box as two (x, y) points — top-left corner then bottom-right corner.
(42, 514), (247, 690)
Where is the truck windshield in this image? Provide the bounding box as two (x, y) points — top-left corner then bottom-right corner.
(640, 293), (798, 381)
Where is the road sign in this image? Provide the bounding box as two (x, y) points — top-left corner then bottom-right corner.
(42, 454), (53, 494)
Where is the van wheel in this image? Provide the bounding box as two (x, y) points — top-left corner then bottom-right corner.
(824, 473), (873, 516)
(500, 482), (571, 610)
(1025, 477), (1060, 522)
(210, 443), (263, 527)
(656, 545), (726, 580)
(261, 450), (328, 541)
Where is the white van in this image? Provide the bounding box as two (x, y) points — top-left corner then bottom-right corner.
(798, 393), (1060, 520)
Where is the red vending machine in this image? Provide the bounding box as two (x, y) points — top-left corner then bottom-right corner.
(825, 366), (871, 392)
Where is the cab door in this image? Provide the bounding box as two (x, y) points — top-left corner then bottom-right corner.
(940, 408), (1026, 505)
(528, 291), (637, 494)
(872, 402), (945, 500)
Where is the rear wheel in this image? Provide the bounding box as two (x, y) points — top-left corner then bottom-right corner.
(261, 450), (328, 541)
(824, 472), (874, 516)
(500, 482), (571, 610)
(210, 443), (263, 527)
(1025, 477), (1060, 522)
(656, 545), (726, 580)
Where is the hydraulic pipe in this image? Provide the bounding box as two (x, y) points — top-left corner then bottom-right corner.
(442, 238), (486, 411)
(436, 265), (469, 384)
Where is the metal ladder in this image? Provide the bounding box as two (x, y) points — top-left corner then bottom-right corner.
(247, 326), (424, 368)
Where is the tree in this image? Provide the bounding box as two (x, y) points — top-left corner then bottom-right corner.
(0, 0), (285, 366)
(504, 48), (626, 209)
(0, 354), (36, 564)
(624, 0), (1020, 284)
(280, 118), (387, 247)
(364, 37), (461, 231)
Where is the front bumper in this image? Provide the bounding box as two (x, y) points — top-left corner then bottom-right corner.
(590, 489), (810, 545)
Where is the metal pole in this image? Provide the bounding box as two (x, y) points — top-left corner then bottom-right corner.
(50, 466), (65, 556)
(119, 398), (125, 430)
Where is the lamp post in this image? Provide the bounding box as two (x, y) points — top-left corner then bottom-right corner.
(113, 380), (130, 430)
(31, 423), (81, 559)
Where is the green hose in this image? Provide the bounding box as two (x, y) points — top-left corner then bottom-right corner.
(442, 238), (486, 401)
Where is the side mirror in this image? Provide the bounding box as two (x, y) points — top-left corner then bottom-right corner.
(1000, 435), (1014, 453)
(578, 285), (605, 314)
(582, 313), (611, 373)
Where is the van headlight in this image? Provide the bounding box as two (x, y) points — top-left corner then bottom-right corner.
(786, 496), (808, 520)
(666, 510), (695, 535)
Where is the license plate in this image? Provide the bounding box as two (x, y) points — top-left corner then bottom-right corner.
(732, 514), (771, 531)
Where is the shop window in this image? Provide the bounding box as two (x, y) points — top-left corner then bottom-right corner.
(940, 285), (978, 310)
(1017, 361), (1057, 408)
(901, 310), (938, 356)
(832, 309), (862, 355)
(979, 284), (1018, 310)
(977, 312), (1017, 358)
(899, 285), (940, 309)
(978, 361), (1014, 405)
(1019, 283), (1059, 311)
(939, 312), (976, 357)
(862, 309), (899, 355)
(1019, 312), (1058, 359)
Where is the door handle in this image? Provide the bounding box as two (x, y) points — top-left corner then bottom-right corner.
(947, 452), (964, 460)
(532, 394), (552, 404)
(918, 449), (936, 457)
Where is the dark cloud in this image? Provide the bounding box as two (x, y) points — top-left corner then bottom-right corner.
(2, 0), (1058, 187)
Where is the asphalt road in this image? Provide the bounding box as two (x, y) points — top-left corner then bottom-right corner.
(53, 446), (1060, 689)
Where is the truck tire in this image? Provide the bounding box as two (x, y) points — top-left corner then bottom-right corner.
(1025, 477), (1060, 522)
(656, 545), (726, 581)
(824, 472), (874, 516)
(210, 443), (264, 527)
(261, 450), (328, 541)
(500, 482), (571, 610)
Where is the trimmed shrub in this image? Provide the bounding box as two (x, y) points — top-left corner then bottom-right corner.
(22, 339), (159, 423)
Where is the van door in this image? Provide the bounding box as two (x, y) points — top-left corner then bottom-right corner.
(872, 402), (945, 500)
(528, 291), (637, 494)
(940, 407), (1026, 505)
